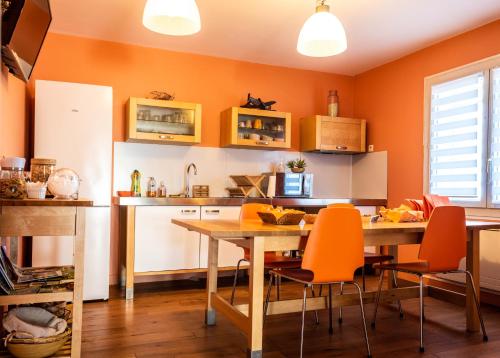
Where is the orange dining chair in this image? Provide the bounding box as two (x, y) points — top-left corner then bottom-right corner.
(230, 203), (303, 305)
(325, 203), (400, 323)
(265, 207), (372, 358)
(371, 206), (487, 352)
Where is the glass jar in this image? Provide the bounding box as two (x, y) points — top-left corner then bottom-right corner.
(30, 158), (56, 183)
(0, 157), (27, 199)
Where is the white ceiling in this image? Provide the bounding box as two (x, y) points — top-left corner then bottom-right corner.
(48, 0), (500, 76)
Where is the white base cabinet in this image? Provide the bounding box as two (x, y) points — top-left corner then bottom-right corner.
(134, 205), (245, 273)
(199, 206), (247, 268)
(134, 206), (201, 272)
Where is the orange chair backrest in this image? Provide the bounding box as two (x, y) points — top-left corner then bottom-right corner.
(423, 194), (450, 219)
(418, 206), (466, 272)
(327, 203), (355, 209)
(302, 207), (364, 283)
(240, 203), (273, 221)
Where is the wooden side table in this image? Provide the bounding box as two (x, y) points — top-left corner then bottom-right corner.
(0, 199), (92, 358)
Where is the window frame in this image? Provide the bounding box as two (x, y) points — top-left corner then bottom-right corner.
(423, 54), (500, 208)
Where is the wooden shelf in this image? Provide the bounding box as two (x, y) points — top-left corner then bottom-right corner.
(0, 291), (74, 306)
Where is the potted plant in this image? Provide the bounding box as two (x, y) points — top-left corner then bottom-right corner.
(286, 158), (307, 173)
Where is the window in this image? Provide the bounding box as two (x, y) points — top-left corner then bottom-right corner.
(424, 55), (500, 208)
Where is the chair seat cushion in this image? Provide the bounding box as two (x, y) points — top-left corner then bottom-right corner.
(377, 261), (460, 274)
(364, 252), (394, 265)
(376, 261), (431, 274)
(244, 252), (302, 269)
(270, 268), (315, 284)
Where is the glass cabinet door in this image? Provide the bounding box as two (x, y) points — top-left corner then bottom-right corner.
(136, 105), (195, 137)
(127, 98), (201, 144)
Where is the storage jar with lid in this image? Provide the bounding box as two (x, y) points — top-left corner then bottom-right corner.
(0, 157), (27, 199)
(30, 158), (56, 183)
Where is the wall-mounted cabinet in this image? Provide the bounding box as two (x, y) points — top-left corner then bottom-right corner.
(300, 116), (366, 153)
(127, 97), (201, 145)
(220, 107), (291, 150)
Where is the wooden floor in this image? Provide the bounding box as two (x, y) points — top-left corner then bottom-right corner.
(81, 277), (500, 358)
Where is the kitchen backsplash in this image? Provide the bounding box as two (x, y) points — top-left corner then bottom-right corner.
(113, 142), (386, 198)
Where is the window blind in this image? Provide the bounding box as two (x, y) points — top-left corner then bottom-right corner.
(429, 72), (485, 201)
(489, 68), (500, 204)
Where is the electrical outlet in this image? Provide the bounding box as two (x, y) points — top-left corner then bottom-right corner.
(368, 144), (374, 152)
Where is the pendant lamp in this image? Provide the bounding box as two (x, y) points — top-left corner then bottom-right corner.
(297, 1), (347, 57)
(143, 0), (201, 36)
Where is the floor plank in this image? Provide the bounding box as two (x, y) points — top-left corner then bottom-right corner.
(81, 277), (500, 357)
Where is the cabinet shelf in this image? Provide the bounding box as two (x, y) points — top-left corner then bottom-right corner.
(127, 97), (202, 145)
(0, 290), (74, 306)
(220, 107), (291, 149)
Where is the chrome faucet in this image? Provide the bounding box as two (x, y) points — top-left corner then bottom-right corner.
(184, 163), (198, 197)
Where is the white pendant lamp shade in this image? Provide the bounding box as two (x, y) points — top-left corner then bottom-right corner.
(297, 4), (347, 57)
(143, 0), (201, 36)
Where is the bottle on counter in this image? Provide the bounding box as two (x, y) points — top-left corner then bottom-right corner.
(157, 181), (167, 198)
(147, 177), (157, 197)
(131, 169), (141, 197)
(327, 89), (339, 117)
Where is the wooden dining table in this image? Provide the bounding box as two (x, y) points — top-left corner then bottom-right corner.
(172, 218), (500, 358)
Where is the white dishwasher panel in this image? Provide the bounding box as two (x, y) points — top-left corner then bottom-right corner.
(199, 206), (247, 268)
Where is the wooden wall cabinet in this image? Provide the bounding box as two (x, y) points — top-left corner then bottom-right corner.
(220, 107), (291, 149)
(300, 116), (366, 153)
(127, 97), (201, 145)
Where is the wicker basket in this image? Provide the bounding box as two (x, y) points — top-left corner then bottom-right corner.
(257, 211), (305, 225)
(5, 328), (71, 358)
(303, 214), (317, 224)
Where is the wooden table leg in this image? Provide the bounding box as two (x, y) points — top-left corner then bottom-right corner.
(247, 236), (264, 358)
(125, 206), (136, 300)
(206, 236), (219, 326)
(71, 207), (85, 358)
(466, 229), (480, 331)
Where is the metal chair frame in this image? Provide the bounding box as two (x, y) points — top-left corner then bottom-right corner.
(371, 268), (488, 352)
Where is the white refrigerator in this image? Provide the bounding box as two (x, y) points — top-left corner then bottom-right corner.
(33, 80), (112, 300)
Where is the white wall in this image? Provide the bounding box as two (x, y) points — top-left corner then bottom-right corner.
(113, 142), (355, 198)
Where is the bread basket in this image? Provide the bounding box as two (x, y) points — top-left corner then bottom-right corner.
(257, 211), (305, 225)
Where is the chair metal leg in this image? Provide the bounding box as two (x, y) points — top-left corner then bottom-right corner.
(310, 285), (320, 325)
(391, 270), (404, 318)
(328, 284), (333, 335)
(264, 272), (274, 318)
(276, 272), (280, 301)
(362, 265), (366, 291)
(371, 269), (385, 328)
(339, 282), (344, 324)
(419, 275), (424, 352)
(300, 284), (308, 358)
(465, 270), (488, 341)
(353, 281), (372, 358)
(230, 258), (246, 305)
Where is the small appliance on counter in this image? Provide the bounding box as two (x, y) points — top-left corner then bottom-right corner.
(262, 172), (313, 198)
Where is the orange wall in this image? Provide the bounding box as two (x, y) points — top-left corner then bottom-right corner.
(353, 20), (500, 264)
(1, 67), (27, 157)
(30, 33), (355, 150)
(28, 33), (355, 284)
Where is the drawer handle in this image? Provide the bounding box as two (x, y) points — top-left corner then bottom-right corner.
(256, 140), (269, 145)
(181, 209), (197, 214)
(335, 145), (348, 150)
(205, 209), (220, 214)
(159, 135), (175, 140)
